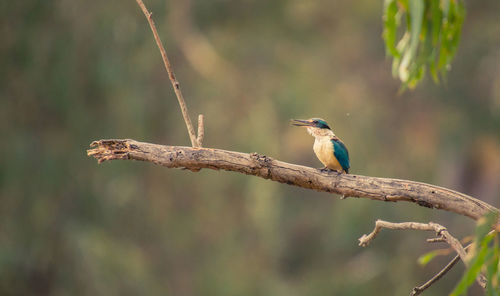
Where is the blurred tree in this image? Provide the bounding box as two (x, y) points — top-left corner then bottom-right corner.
(1, 0), (499, 295)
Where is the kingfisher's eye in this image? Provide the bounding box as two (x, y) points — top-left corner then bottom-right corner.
(313, 120), (318, 124)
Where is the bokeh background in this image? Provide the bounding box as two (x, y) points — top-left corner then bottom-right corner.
(2, 0), (500, 295)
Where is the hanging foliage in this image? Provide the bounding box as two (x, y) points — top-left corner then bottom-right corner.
(383, 0), (465, 89)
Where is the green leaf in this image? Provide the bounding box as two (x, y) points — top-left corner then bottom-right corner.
(449, 1), (465, 53)
(418, 250), (440, 266)
(429, 0), (442, 82)
(431, 0), (442, 46)
(476, 212), (499, 243)
(497, 266), (500, 295)
(451, 234), (493, 296)
(398, 0), (409, 11)
(451, 212), (499, 296)
(436, 0), (465, 76)
(382, 0), (465, 88)
(397, 0), (424, 84)
(383, 0), (400, 57)
(441, 0), (450, 18)
(485, 238), (499, 296)
(392, 32), (410, 77)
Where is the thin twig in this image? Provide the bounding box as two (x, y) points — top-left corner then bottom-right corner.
(358, 221), (465, 257)
(427, 237), (447, 243)
(411, 253), (461, 295)
(359, 220), (487, 290)
(410, 244), (472, 296)
(135, 0), (200, 147)
(197, 114), (204, 147)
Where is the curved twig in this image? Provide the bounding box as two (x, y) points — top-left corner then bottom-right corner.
(358, 220), (487, 291)
(358, 221), (467, 259)
(87, 139), (499, 223)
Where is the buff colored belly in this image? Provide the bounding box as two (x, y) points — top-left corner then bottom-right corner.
(313, 138), (342, 171)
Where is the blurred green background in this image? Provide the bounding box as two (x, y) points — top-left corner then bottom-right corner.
(1, 0), (500, 295)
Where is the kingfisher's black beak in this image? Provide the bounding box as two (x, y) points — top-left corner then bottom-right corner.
(291, 119), (313, 127)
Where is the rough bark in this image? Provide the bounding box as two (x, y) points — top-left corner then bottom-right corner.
(87, 139), (499, 222)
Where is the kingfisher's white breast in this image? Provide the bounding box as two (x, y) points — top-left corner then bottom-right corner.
(313, 137), (342, 170)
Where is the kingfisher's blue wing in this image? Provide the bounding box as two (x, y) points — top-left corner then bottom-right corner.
(331, 138), (350, 173)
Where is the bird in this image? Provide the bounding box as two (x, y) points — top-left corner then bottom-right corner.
(291, 118), (350, 173)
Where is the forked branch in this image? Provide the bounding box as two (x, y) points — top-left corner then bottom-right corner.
(358, 220), (487, 293)
(135, 0), (203, 147)
(358, 221), (467, 258)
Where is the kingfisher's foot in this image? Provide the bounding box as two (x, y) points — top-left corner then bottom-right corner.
(319, 167), (344, 174)
(320, 167), (341, 173)
(319, 167), (330, 172)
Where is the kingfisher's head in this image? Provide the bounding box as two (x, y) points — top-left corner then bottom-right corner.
(291, 118), (334, 138)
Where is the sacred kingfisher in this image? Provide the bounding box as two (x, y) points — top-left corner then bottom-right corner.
(291, 118), (350, 173)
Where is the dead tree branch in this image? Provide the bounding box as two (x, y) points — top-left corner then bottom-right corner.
(358, 221), (466, 258)
(87, 139), (499, 223)
(358, 220), (487, 292)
